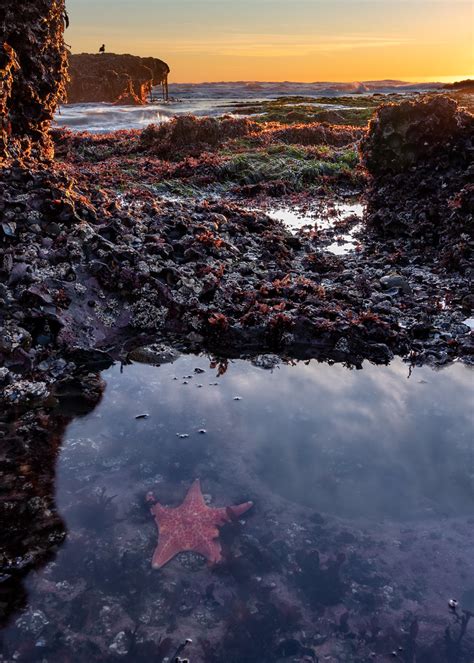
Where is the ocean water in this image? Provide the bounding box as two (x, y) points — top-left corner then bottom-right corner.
(54, 80), (439, 133)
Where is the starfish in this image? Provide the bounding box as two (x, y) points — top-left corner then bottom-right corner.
(146, 479), (253, 569)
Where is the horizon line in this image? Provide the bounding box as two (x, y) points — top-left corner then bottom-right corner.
(165, 76), (473, 85)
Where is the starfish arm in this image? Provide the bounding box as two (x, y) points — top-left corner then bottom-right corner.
(194, 537), (223, 565)
(182, 479), (207, 509)
(213, 501), (253, 525)
(227, 501), (254, 519)
(150, 502), (169, 521)
(151, 531), (181, 569)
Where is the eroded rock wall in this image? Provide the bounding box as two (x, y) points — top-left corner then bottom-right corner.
(0, 0), (68, 162)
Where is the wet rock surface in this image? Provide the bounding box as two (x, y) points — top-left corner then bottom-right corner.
(0, 0), (68, 161)
(0, 372), (105, 628)
(67, 53), (170, 105)
(1, 99), (473, 408)
(362, 96), (474, 273)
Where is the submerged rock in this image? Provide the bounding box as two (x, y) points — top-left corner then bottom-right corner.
(128, 343), (180, 366)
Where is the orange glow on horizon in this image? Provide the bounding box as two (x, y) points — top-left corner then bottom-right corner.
(67, 0), (474, 84)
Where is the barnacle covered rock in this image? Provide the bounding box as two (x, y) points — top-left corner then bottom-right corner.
(361, 96), (473, 271)
(361, 96), (463, 174)
(0, 0), (68, 161)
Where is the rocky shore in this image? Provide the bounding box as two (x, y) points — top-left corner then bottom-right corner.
(1, 7), (473, 655)
(1, 98), (473, 412)
(0, 0), (67, 161)
(1, 100), (473, 613)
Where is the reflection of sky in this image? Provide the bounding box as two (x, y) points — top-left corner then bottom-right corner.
(60, 357), (474, 523)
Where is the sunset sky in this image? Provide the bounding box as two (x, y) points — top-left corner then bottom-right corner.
(66, 0), (473, 83)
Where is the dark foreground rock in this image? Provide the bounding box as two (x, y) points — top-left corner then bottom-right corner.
(0, 0), (68, 161)
(67, 53), (170, 105)
(0, 373), (105, 627)
(362, 96), (474, 273)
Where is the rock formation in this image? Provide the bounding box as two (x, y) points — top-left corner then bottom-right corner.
(0, 0), (68, 162)
(361, 96), (474, 272)
(361, 96), (463, 174)
(66, 53), (170, 105)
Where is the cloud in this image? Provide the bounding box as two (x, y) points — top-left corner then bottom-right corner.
(138, 33), (414, 58)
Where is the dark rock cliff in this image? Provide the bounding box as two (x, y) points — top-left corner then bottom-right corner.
(0, 0), (68, 161)
(66, 52), (170, 105)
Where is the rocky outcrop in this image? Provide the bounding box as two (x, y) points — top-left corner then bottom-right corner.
(361, 96), (474, 272)
(66, 53), (170, 105)
(362, 96), (463, 174)
(443, 79), (474, 91)
(0, 0), (68, 162)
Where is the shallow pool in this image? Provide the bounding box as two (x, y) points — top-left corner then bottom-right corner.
(1, 355), (473, 661)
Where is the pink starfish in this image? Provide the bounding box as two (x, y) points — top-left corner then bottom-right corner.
(147, 479), (253, 569)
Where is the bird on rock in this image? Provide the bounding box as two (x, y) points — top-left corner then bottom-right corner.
(146, 479), (253, 569)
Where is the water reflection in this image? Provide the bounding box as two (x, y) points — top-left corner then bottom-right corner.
(0, 373), (105, 632)
(265, 201), (364, 255)
(60, 357), (473, 519)
(1, 356), (473, 661)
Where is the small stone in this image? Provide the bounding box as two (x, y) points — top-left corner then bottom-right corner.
(0, 367), (10, 384)
(3, 380), (48, 404)
(380, 273), (412, 294)
(109, 631), (129, 657)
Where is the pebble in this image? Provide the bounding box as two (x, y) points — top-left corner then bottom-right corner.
(109, 631), (129, 657)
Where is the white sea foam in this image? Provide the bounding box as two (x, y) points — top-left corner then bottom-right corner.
(54, 80), (440, 133)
